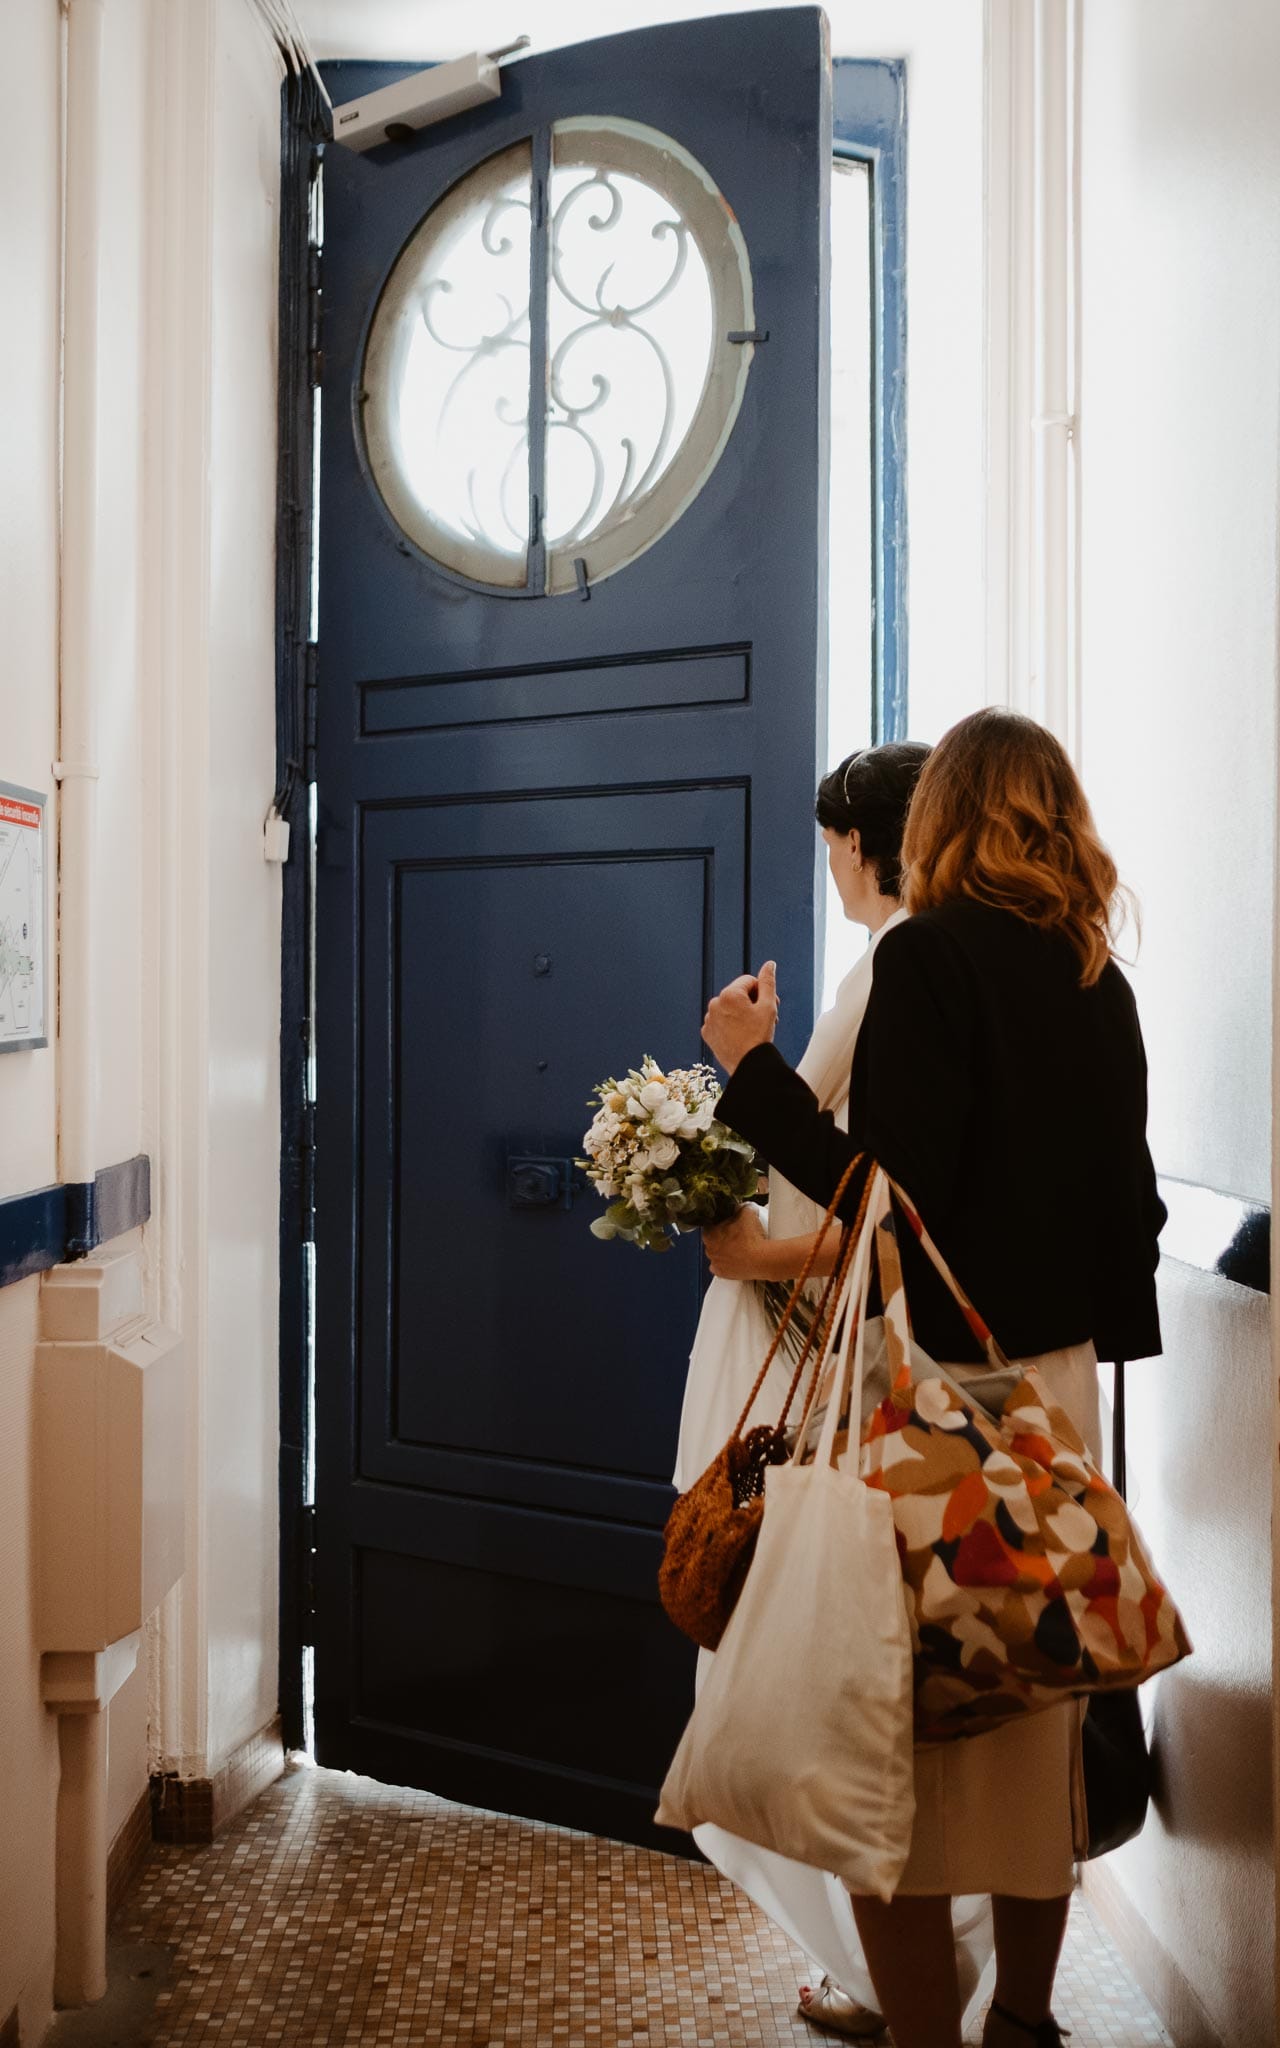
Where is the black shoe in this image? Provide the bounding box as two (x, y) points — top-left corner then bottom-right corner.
(983, 2001), (1071, 2048)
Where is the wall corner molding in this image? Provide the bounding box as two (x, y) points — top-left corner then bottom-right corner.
(983, 0), (1079, 760)
(149, 1719), (286, 1846)
(106, 1786), (154, 1922)
(141, 0), (219, 1788)
(982, 0), (1035, 714)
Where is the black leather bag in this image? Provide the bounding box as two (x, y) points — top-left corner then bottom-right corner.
(1081, 1362), (1153, 1858)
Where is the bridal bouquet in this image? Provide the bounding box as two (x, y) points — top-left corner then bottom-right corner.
(579, 1058), (757, 1252)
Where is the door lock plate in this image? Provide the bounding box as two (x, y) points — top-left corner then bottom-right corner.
(507, 1156), (583, 1210)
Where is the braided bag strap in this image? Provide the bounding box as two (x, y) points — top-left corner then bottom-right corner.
(730, 1152), (872, 1442)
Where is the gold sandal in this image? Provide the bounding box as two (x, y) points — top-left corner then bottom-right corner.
(797, 1975), (887, 2040)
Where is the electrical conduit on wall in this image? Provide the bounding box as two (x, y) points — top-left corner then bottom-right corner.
(47, 0), (109, 2008)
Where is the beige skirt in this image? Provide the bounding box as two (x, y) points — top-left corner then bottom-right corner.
(890, 1342), (1104, 1900)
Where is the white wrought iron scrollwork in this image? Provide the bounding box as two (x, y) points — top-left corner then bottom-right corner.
(362, 121), (752, 594)
(417, 178), (532, 552)
(544, 166), (710, 550)
(416, 180), (533, 555)
(361, 142), (535, 585)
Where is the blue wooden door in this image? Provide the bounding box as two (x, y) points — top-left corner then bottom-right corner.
(313, 13), (831, 1849)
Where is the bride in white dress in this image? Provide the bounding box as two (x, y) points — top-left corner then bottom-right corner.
(673, 743), (995, 2040)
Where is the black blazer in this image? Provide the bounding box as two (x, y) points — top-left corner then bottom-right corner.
(718, 901), (1165, 1365)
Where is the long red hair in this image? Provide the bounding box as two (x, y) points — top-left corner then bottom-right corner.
(900, 710), (1130, 986)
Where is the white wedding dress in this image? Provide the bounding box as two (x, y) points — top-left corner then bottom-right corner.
(672, 910), (996, 2022)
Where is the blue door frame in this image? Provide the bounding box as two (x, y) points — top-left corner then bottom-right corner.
(834, 57), (908, 743)
(275, 69), (327, 1757)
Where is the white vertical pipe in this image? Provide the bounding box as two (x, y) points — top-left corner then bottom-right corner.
(1067, 0), (1083, 767)
(53, 0), (109, 2008)
(59, 0), (106, 1190)
(145, 0), (216, 1787)
(142, 0), (189, 1783)
(983, 0), (1037, 713)
(1032, 0), (1071, 744)
(1274, 569), (1280, 2040)
(53, 1711), (110, 2006)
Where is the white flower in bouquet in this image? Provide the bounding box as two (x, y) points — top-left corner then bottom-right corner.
(578, 1056), (758, 1252)
(652, 1098), (688, 1135)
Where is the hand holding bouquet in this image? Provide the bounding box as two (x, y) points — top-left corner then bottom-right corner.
(579, 1058), (757, 1252)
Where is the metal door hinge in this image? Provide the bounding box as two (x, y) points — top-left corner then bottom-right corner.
(299, 1502), (317, 1648)
(307, 247), (324, 388)
(303, 643), (319, 778)
(301, 1100), (317, 1240)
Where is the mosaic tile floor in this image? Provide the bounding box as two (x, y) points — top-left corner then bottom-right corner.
(98, 1761), (1171, 2047)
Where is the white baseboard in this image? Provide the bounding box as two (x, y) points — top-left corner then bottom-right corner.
(1082, 1863), (1229, 2048)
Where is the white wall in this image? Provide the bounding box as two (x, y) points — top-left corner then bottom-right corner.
(90, 0), (285, 1789)
(61, 0), (166, 1891)
(135, 0), (285, 1784)
(0, 1281), (59, 2041)
(0, 0), (285, 2025)
(298, 0), (988, 749)
(1076, 2), (1280, 2039)
(1078, 0), (1279, 1209)
(204, 0), (286, 1767)
(0, 2), (68, 2034)
(93, 0), (150, 1174)
(0, 3), (181, 2028)
(1116, 1264), (1274, 2045)
(0, 0), (61, 1209)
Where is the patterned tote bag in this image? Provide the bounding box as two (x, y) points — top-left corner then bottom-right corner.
(857, 1170), (1191, 1742)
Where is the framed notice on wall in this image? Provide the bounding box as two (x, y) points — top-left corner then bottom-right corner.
(0, 782), (48, 1053)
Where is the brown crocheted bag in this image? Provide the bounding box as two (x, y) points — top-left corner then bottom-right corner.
(659, 1156), (869, 1650)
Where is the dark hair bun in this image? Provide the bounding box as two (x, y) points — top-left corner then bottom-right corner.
(815, 741), (932, 898)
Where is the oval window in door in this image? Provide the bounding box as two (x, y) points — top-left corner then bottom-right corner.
(361, 118), (757, 596)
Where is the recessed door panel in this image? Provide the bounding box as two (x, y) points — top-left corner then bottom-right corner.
(359, 787), (744, 1486)
(359, 645), (750, 737)
(355, 1546), (691, 1793)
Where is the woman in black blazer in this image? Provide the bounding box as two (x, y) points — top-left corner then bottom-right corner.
(704, 710), (1165, 2048)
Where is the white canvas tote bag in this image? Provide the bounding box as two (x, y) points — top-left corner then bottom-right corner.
(656, 1223), (916, 1902)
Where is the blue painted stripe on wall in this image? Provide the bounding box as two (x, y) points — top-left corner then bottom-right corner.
(0, 1182), (70, 1288)
(0, 1154), (152, 1291)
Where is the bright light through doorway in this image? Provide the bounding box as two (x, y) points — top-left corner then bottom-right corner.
(822, 155), (874, 1010)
